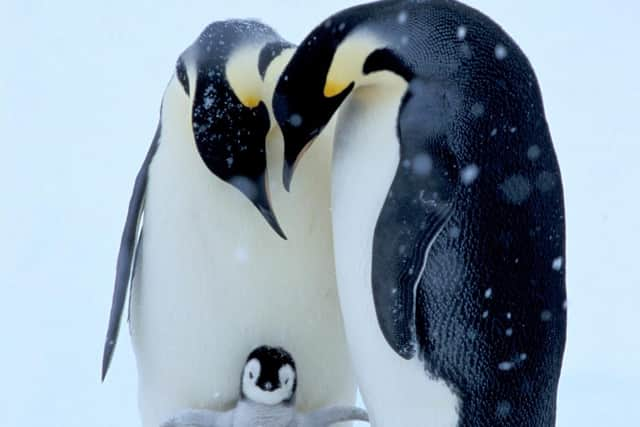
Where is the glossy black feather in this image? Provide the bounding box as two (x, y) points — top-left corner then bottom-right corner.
(102, 124), (160, 381)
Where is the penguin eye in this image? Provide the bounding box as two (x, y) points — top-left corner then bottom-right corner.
(284, 378), (289, 385)
(249, 372), (254, 380)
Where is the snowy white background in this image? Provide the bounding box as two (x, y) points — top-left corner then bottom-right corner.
(1, 0), (638, 426)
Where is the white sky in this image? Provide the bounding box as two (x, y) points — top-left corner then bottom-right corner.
(1, 1), (639, 426)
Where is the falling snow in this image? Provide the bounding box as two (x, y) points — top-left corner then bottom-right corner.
(289, 114), (303, 127)
(460, 164), (480, 186)
(552, 256), (564, 271)
(541, 310), (553, 322)
(234, 247), (249, 264)
(448, 226), (461, 239)
(499, 174), (532, 205)
(495, 43), (508, 60)
(484, 288), (493, 298)
(412, 154), (433, 176)
(498, 361), (514, 371)
(471, 102), (485, 117)
(536, 171), (557, 193)
(527, 145), (541, 161)
(397, 10), (408, 24)
(203, 96), (215, 110)
(457, 25), (467, 40)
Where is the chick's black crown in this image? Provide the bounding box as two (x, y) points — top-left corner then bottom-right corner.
(246, 346), (297, 393)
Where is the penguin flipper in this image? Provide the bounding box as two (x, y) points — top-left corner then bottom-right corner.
(301, 406), (369, 426)
(101, 124), (161, 381)
(159, 409), (232, 427)
(371, 78), (460, 359)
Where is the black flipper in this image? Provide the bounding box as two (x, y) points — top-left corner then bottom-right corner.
(371, 78), (460, 359)
(101, 124), (160, 381)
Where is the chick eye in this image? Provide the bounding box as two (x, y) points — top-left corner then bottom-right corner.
(284, 379), (289, 385)
(249, 372), (254, 380)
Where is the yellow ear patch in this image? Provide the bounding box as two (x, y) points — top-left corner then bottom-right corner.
(226, 44), (264, 108)
(240, 95), (261, 108)
(323, 32), (385, 98)
(324, 80), (351, 98)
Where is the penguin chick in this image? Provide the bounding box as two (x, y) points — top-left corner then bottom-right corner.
(160, 346), (368, 427)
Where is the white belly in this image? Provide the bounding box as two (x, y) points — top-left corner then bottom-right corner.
(129, 81), (354, 427)
(331, 82), (459, 427)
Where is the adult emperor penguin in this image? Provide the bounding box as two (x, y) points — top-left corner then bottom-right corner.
(273, 1), (566, 426)
(101, 20), (355, 427)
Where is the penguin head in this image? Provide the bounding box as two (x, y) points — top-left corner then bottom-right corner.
(241, 346), (297, 406)
(272, 3), (414, 189)
(170, 20), (294, 238)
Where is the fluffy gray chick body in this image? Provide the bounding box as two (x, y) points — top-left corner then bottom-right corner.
(160, 399), (368, 427)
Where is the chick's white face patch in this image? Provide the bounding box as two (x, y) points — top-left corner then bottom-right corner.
(278, 364), (295, 397)
(242, 359), (294, 405)
(242, 358), (261, 394)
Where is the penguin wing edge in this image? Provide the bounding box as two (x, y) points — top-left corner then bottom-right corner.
(101, 124), (160, 381)
(371, 78), (460, 359)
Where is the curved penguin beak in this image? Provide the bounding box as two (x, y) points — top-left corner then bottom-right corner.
(252, 174), (287, 240)
(278, 82), (354, 192)
(282, 161), (294, 193)
(255, 200), (287, 240)
(282, 139), (307, 193)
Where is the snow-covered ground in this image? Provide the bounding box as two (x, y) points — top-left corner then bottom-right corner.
(1, 1), (638, 426)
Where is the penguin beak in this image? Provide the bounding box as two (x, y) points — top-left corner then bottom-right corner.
(278, 82), (354, 191)
(255, 200), (287, 240)
(253, 174), (287, 240)
(282, 130), (317, 192)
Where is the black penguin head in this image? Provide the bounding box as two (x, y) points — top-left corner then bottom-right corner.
(241, 346), (297, 406)
(273, 3), (413, 190)
(176, 20), (293, 239)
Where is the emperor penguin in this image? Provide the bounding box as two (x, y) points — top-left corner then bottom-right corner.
(272, 1), (566, 426)
(101, 20), (355, 427)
